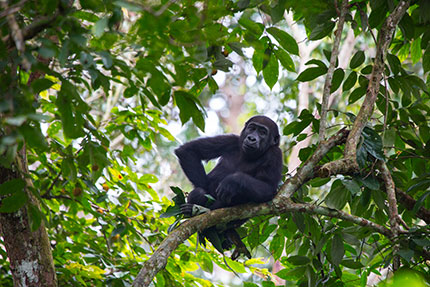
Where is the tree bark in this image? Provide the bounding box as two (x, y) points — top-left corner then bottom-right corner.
(0, 149), (57, 287)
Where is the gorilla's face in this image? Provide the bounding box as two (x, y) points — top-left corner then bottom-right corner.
(241, 122), (270, 156)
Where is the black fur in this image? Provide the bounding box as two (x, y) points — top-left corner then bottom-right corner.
(175, 115), (282, 212)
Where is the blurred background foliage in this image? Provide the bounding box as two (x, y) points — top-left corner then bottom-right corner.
(0, 0), (430, 286)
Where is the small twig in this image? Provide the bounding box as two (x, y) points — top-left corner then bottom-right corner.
(319, 0), (349, 142)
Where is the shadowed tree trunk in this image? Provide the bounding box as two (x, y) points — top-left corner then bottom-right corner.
(0, 148), (57, 287)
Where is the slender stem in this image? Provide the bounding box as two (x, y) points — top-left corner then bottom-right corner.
(319, 0), (349, 142)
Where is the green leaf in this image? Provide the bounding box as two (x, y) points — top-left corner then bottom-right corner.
(0, 190), (28, 213)
(411, 38), (422, 65)
(252, 49), (264, 73)
(325, 179), (349, 209)
(397, 249), (414, 263)
(350, 51), (365, 69)
(174, 91), (205, 131)
(93, 17), (108, 38)
(31, 78), (54, 94)
(330, 68), (345, 93)
(287, 255), (310, 265)
(213, 58), (233, 72)
(348, 86), (366, 104)
(269, 234), (284, 260)
(228, 42), (245, 56)
(28, 204), (42, 232)
(238, 16), (264, 37)
(387, 53), (402, 75)
(412, 191), (430, 214)
(224, 257), (246, 273)
(341, 179), (361, 195)
(343, 71), (357, 92)
(267, 27), (299, 55)
(273, 47), (295, 72)
(423, 49), (430, 74)
(331, 234), (344, 266)
(170, 186), (186, 205)
(305, 59), (327, 69)
(0, 179), (25, 196)
(19, 124), (48, 152)
(297, 67), (327, 82)
(341, 259), (363, 269)
(159, 205), (182, 218)
(114, 0), (143, 12)
(308, 22), (335, 40)
(263, 51), (279, 89)
(62, 157), (77, 182)
(362, 127), (384, 160)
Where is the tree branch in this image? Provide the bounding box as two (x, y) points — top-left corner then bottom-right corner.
(378, 161), (400, 270)
(395, 188), (430, 224)
(318, 0), (349, 142)
(132, 198), (392, 286)
(1, 0), (30, 69)
(343, 0), (410, 159)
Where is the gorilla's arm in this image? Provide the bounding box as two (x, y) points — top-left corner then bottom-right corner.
(174, 135), (239, 189)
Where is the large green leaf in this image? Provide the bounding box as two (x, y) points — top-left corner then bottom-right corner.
(273, 47), (295, 72)
(330, 234), (344, 266)
(0, 179), (25, 196)
(423, 48), (430, 74)
(343, 71), (357, 92)
(266, 27), (299, 55)
(330, 68), (345, 93)
(297, 66), (327, 82)
(263, 51), (279, 89)
(325, 179), (350, 209)
(349, 51), (365, 69)
(308, 22), (335, 40)
(0, 190), (28, 213)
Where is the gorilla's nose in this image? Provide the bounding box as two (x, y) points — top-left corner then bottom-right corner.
(247, 135), (256, 142)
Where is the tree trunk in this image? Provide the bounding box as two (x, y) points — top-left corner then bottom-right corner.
(0, 149), (57, 287)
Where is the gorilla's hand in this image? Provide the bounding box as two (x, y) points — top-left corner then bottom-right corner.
(215, 174), (243, 206)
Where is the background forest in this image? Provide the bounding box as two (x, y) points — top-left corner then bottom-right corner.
(0, 0), (430, 286)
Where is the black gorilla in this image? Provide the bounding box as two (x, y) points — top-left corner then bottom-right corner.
(175, 115), (283, 258)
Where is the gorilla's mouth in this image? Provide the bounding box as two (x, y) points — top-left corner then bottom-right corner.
(243, 142), (258, 151)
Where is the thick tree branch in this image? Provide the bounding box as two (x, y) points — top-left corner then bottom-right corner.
(319, 0), (349, 142)
(132, 199), (392, 286)
(343, 0), (410, 159)
(277, 128), (349, 199)
(395, 188), (430, 224)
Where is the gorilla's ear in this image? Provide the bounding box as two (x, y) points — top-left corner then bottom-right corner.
(272, 135), (280, 146)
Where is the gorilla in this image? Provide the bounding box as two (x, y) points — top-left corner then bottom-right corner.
(175, 115), (282, 258)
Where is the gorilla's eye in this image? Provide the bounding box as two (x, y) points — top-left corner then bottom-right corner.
(259, 129), (267, 136)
